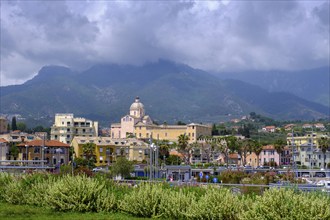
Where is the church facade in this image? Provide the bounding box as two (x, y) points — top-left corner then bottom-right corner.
(110, 97), (212, 143)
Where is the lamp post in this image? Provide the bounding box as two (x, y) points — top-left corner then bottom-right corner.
(150, 143), (159, 180)
(25, 144), (28, 166)
(71, 152), (75, 176)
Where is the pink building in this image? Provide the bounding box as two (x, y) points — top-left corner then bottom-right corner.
(259, 145), (280, 167)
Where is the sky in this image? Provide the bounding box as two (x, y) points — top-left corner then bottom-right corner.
(1, 0), (329, 86)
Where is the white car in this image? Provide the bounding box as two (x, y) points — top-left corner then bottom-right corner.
(92, 167), (104, 172)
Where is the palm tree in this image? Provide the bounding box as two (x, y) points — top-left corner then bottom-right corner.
(274, 139), (286, 167)
(158, 140), (170, 166)
(252, 140), (263, 167)
(238, 139), (253, 166)
(318, 137), (330, 169)
(177, 134), (190, 165)
(216, 136), (237, 167)
(82, 142), (96, 168)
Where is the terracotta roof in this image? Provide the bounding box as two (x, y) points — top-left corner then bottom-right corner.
(229, 153), (239, 159)
(0, 138), (8, 143)
(262, 145), (275, 150)
(18, 140), (70, 148)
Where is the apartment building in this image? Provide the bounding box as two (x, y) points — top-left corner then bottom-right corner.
(71, 136), (148, 167)
(51, 113), (98, 144)
(287, 133), (330, 168)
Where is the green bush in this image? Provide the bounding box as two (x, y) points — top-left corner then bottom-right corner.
(45, 175), (116, 212)
(0, 173), (13, 201)
(186, 187), (242, 220)
(241, 189), (330, 220)
(120, 183), (164, 217)
(158, 188), (196, 219)
(3, 179), (26, 204)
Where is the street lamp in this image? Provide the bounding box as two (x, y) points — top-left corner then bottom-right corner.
(25, 144), (28, 166)
(150, 143), (158, 180)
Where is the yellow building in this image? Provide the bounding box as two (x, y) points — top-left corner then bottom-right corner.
(71, 136), (148, 167)
(110, 97), (212, 143)
(287, 132), (329, 168)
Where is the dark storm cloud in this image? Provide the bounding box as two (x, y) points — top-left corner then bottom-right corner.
(0, 0), (329, 86)
(313, 1), (330, 26)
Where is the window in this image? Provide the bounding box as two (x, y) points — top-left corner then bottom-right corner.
(83, 129), (86, 133)
(100, 147), (103, 153)
(165, 133), (167, 137)
(34, 147), (40, 153)
(264, 150), (266, 155)
(67, 135), (70, 138)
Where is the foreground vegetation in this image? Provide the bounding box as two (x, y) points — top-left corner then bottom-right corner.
(0, 173), (329, 220)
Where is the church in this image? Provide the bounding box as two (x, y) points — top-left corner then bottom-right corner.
(110, 97), (212, 143)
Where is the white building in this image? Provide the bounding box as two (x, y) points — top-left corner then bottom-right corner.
(51, 113), (99, 144)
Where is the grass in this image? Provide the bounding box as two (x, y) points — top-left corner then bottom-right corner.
(0, 203), (149, 220)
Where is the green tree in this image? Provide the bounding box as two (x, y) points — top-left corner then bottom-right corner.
(17, 122), (27, 132)
(166, 155), (182, 165)
(274, 139), (286, 167)
(177, 134), (190, 164)
(82, 142), (96, 169)
(157, 140), (170, 165)
(252, 140), (263, 167)
(74, 157), (88, 167)
(318, 137), (330, 169)
(11, 117), (17, 131)
(214, 136), (237, 167)
(212, 124), (219, 135)
(111, 156), (134, 178)
(9, 143), (19, 159)
(177, 121), (186, 125)
(238, 139), (253, 166)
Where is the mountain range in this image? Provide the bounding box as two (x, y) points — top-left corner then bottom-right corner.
(0, 60), (329, 127)
(214, 67), (330, 107)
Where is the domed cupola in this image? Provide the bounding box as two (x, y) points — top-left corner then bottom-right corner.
(130, 96), (145, 118)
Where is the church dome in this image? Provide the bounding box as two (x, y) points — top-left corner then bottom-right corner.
(130, 97), (144, 111)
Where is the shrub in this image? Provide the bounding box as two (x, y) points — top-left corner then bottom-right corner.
(186, 187), (242, 220)
(219, 170), (247, 184)
(0, 173), (13, 201)
(242, 189), (330, 220)
(120, 183), (164, 217)
(3, 179), (26, 204)
(74, 166), (94, 177)
(158, 188), (196, 219)
(45, 175), (116, 212)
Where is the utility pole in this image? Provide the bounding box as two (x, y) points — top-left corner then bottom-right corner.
(291, 129), (295, 175)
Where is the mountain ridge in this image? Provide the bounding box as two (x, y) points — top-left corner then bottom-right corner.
(0, 61), (329, 126)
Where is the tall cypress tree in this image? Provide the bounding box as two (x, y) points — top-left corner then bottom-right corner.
(11, 116), (17, 131)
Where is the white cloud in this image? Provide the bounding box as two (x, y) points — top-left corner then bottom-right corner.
(0, 0), (329, 86)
